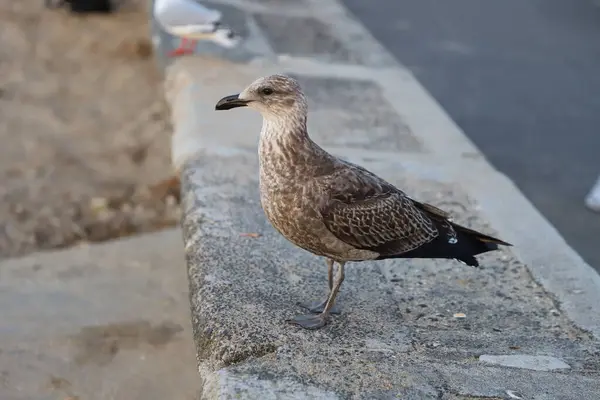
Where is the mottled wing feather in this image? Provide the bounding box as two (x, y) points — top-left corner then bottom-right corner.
(413, 201), (450, 219)
(321, 191), (439, 255)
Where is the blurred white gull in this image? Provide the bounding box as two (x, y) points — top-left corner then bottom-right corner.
(585, 175), (600, 213)
(154, 0), (240, 57)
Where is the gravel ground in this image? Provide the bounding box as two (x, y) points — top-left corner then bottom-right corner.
(0, 0), (180, 259)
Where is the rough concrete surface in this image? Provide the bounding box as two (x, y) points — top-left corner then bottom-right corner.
(182, 150), (600, 399)
(0, 229), (199, 400)
(157, 0), (600, 398)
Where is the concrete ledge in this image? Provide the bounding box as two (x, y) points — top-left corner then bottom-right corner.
(164, 56), (600, 398)
(180, 147), (600, 398)
(153, 1), (600, 397)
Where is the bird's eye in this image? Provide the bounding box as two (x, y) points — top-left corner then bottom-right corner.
(261, 88), (274, 95)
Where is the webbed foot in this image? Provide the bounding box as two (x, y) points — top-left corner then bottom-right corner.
(286, 313), (328, 330)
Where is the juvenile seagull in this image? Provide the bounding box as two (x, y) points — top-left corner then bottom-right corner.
(215, 75), (512, 330)
(154, 0), (240, 57)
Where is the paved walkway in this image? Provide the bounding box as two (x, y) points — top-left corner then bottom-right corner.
(0, 229), (200, 400)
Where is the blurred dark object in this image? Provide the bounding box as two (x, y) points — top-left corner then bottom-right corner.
(45, 0), (115, 13)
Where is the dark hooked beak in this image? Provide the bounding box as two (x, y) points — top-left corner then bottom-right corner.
(215, 94), (249, 111)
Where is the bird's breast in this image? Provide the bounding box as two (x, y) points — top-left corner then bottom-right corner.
(258, 167), (331, 255)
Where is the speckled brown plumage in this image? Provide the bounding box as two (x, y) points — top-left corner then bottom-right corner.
(215, 74), (512, 330)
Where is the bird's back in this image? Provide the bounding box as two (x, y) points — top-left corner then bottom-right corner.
(154, 0), (221, 29)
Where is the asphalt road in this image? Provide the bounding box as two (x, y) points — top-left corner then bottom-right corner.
(343, 0), (600, 272)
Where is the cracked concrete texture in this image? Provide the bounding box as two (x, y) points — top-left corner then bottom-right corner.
(0, 229), (199, 400)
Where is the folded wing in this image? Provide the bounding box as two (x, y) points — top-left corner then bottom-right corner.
(321, 190), (439, 256)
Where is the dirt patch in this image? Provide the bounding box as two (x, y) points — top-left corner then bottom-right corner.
(0, 1), (181, 258)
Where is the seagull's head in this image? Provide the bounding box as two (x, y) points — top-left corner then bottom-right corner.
(215, 74), (307, 119)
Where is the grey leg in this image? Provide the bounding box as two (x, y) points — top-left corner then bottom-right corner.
(328, 258), (334, 290)
(298, 259), (341, 314)
(289, 262), (346, 330)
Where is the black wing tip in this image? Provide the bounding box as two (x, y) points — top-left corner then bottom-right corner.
(479, 237), (513, 247)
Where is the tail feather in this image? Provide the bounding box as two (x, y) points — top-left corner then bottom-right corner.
(377, 220), (511, 267)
